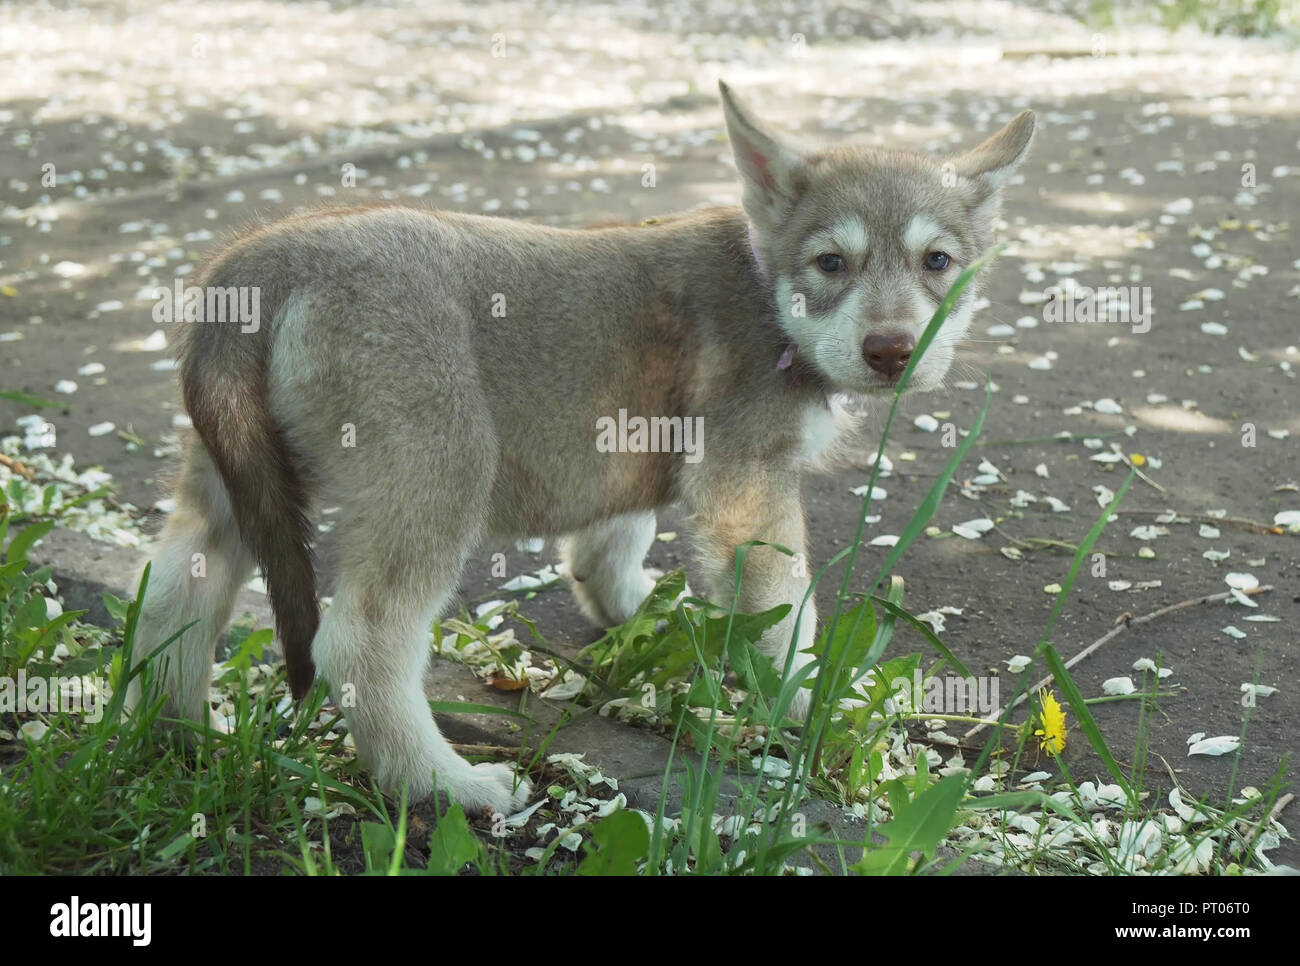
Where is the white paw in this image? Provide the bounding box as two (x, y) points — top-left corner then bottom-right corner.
(454, 762), (533, 818)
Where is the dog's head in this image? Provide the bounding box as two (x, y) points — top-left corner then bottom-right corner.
(720, 81), (1034, 394)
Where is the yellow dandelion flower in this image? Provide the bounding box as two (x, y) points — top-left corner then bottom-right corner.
(1034, 688), (1067, 756)
(1129, 453), (1146, 466)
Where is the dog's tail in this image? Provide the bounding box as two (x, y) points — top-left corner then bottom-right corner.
(178, 268), (319, 701)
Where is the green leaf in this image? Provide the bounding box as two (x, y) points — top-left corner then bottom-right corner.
(811, 596), (876, 670)
(101, 591), (130, 623)
(361, 821), (397, 873)
(726, 635), (784, 703)
(6, 520), (55, 565)
(872, 596), (973, 679)
(853, 774), (967, 875)
(222, 627), (273, 673)
(0, 390), (59, 408)
(426, 803), (482, 875)
(577, 809), (650, 876)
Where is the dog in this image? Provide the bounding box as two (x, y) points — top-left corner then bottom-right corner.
(129, 82), (1033, 815)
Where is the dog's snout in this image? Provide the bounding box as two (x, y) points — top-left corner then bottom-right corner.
(862, 332), (915, 379)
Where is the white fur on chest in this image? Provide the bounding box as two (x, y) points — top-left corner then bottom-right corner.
(798, 393), (855, 467)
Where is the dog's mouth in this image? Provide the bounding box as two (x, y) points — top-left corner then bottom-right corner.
(778, 342), (922, 394)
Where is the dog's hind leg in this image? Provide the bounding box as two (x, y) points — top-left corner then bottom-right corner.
(129, 441), (256, 727)
(310, 406), (530, 817)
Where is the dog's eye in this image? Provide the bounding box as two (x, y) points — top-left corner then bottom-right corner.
(924, 251), (950, 271)
(816, 253), (845, 273)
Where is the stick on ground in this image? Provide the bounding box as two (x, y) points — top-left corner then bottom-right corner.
(964, 584), (1275, 741)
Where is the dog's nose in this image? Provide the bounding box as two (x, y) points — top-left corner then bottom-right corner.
(862, 333), (915, 379)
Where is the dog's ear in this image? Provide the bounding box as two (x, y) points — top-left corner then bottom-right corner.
(719, 81), (807, 230)
(950, 110), (1035, 219)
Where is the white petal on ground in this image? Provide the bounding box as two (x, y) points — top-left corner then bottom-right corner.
(1198, 524), (1221, 538)
(1044, 496), (1070, 512)
(1093, 485), (1115, 507)
(1010, 489), (1036, 507)
(1203, 549), (1231, 562)
(542, 670), (587, 701)
(1103, 676), (1136, 695)
(1108, 580), (1133, 591)
(1129, 525), (1168, 540)
(1035, 463), (1049, 478)
(868, 534), (899, 547)
(913, 414), (939, 432)
(1224, 572), (1258, 591)
(1229, 588), (1258, 608)
(1221, 626), (1247, 640)
(1096, 784), (1128, 808)
(1094, 398), (1123, 414)
(952, 518), (994, 539)
(1201, 321), (1228, 335)
(1274, 510), (1300, 529)
(1005, 655), (1032, 673)
(1243, 614), (1281, 622)
(1240, 684), (1278, 699)
(87, 422), (116, 437)
(915, 610), (947, 633)
(850, 485), (887, 501)
(503, 798), (546, 827)
(1188, 735), (1241, 757)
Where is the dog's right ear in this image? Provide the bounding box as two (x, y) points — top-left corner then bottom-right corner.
(719, 81), (806, 230)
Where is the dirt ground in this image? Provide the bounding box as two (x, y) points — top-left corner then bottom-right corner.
(1, 0), (1296, 866)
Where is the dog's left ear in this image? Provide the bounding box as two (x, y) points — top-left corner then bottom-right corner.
(951, 109), (1035, 211)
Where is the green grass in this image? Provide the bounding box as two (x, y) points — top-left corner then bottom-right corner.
(1089, 0), (1300, 38)
(0, 254), (1290, 875)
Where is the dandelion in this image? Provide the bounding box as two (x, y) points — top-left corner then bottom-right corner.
(1129, 453), (1146, 466)
(1035, 688), (1067, 755)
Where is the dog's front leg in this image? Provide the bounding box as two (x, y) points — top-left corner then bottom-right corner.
(688, 473), (817, 719)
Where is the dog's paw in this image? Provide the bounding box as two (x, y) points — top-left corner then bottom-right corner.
(456, 762), (532, 818)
